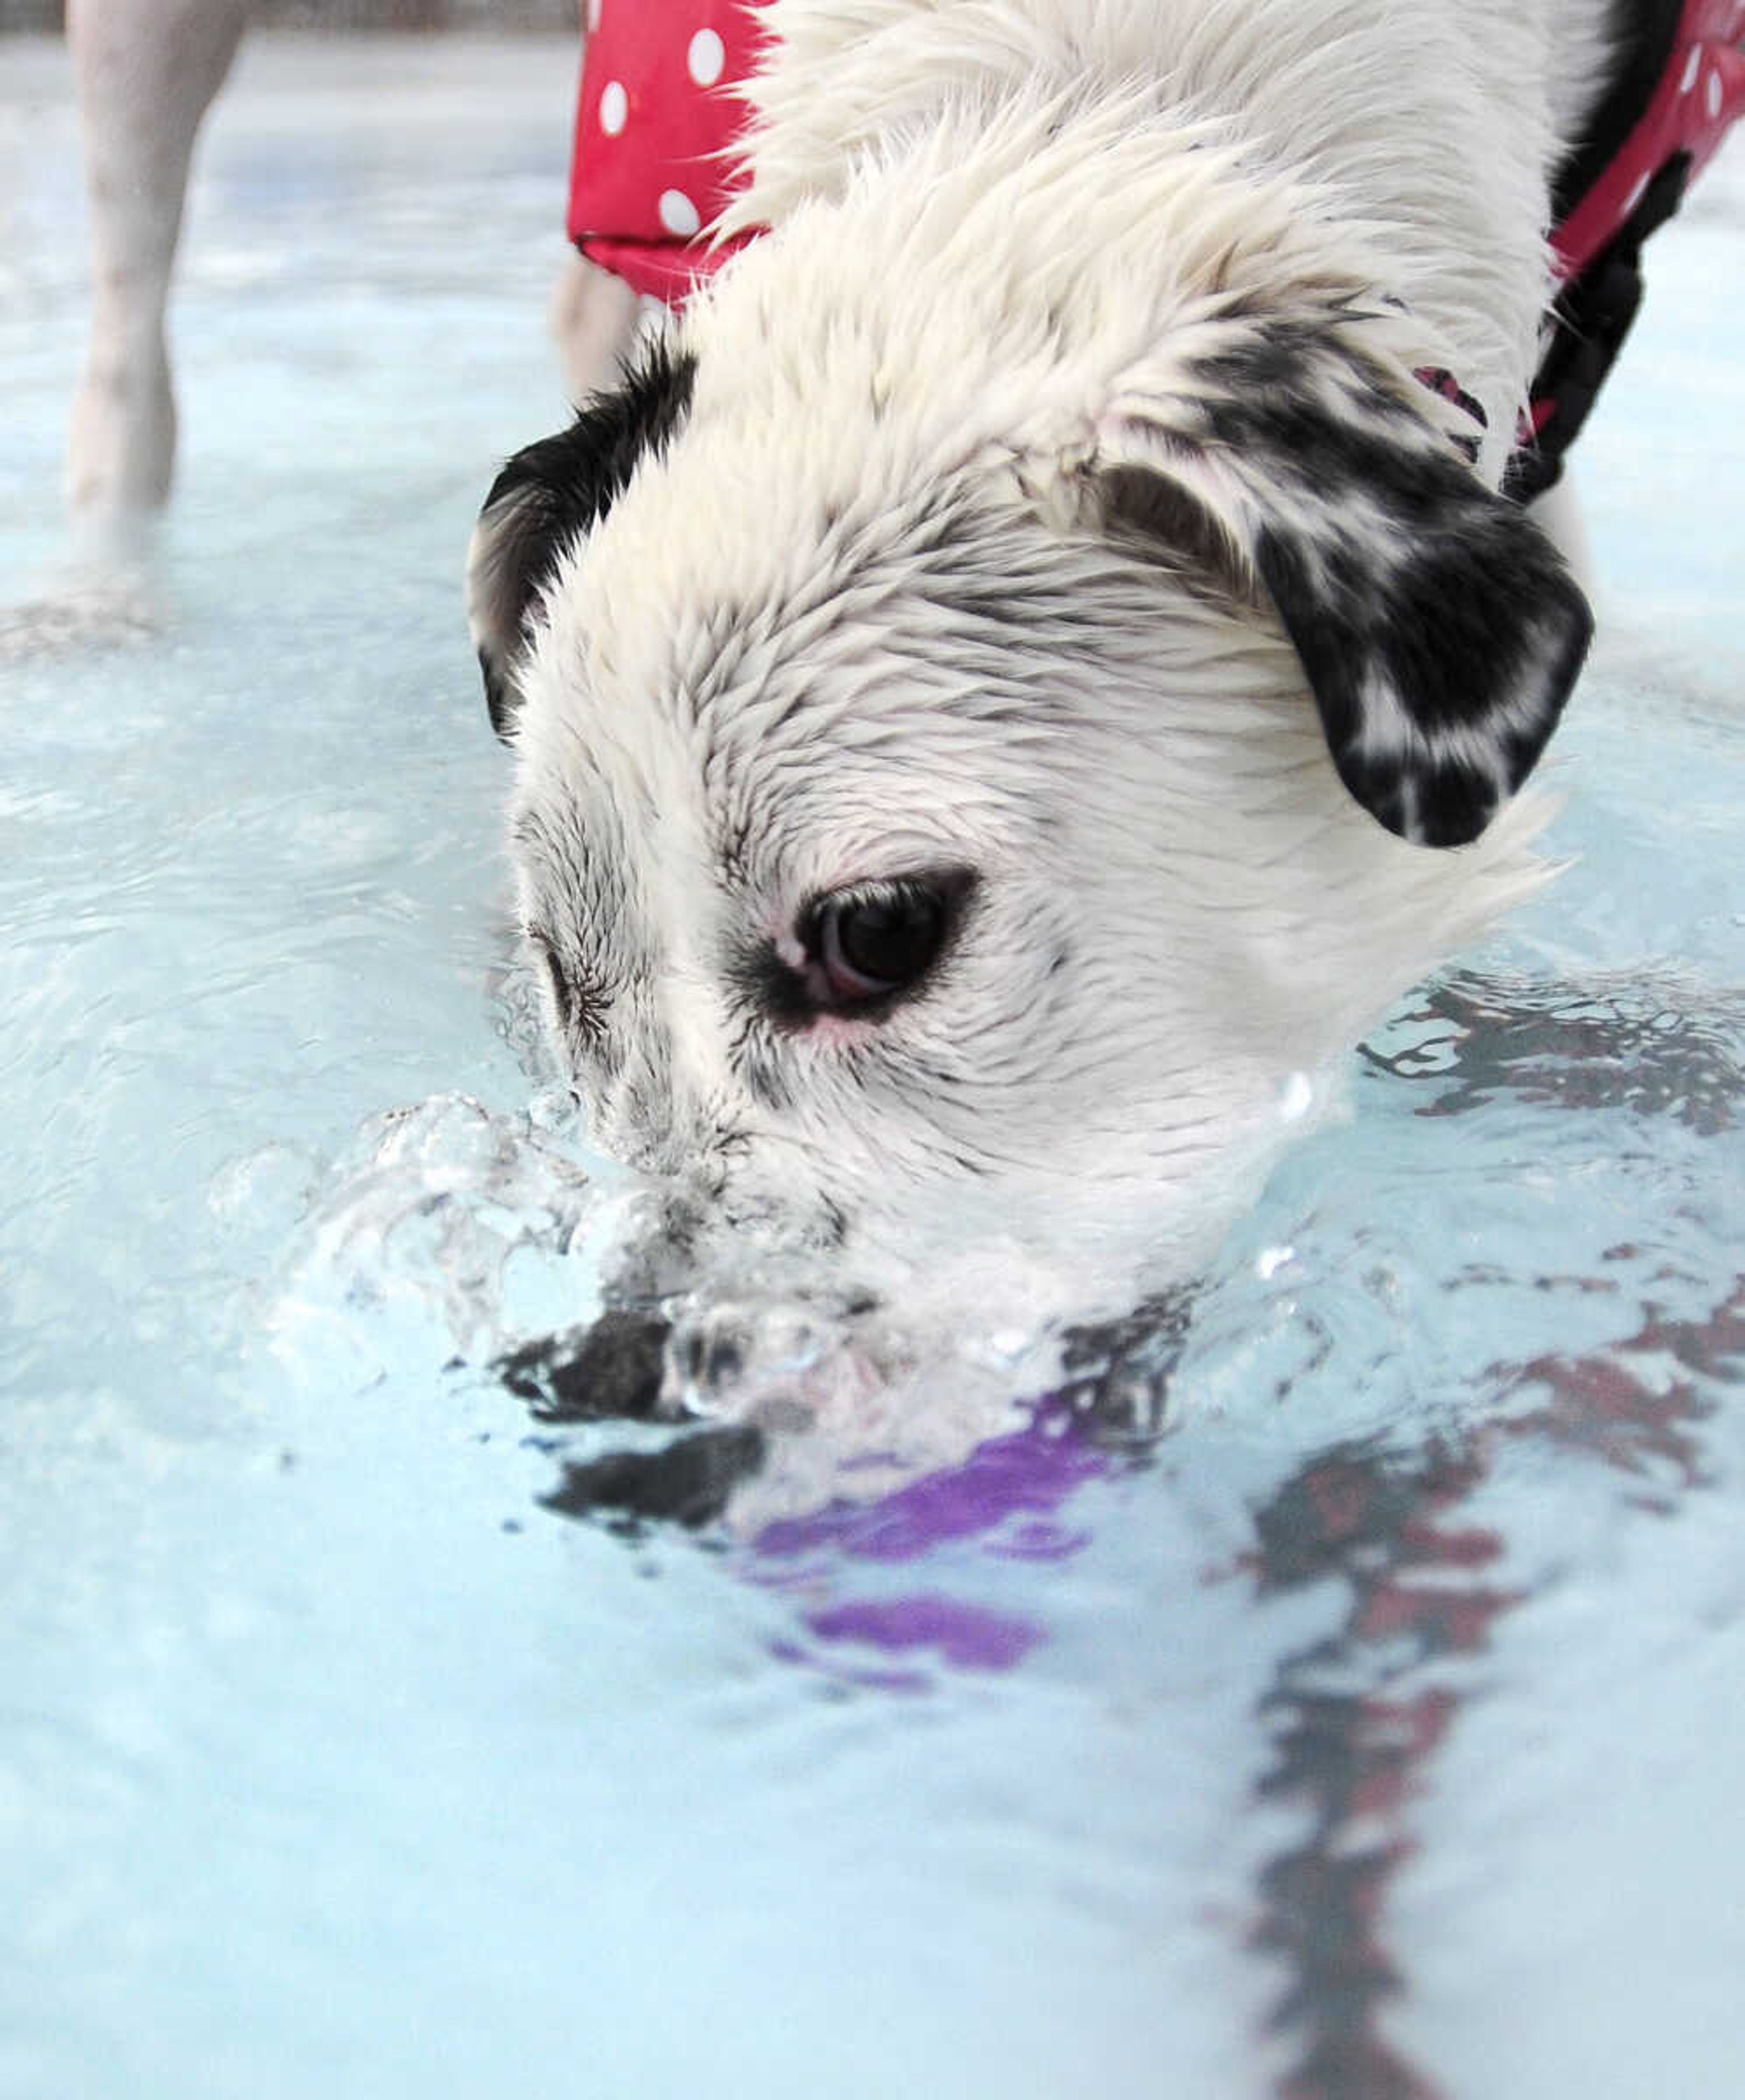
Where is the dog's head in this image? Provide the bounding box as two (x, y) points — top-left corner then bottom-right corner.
(468, 108), (1588, 1296)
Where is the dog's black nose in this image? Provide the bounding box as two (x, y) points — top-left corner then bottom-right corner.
(497, 1308), (673, 1423)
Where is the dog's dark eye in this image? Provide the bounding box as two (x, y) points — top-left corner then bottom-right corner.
(819, 888), (944, 996)
(805, 871), (971, 1010)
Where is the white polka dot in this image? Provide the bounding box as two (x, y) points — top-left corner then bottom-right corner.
(586, 0), (602, 28)
(1681, 46), (1702, 93)
(1708, 68), (1724, 121)
(688, 27), (727, 87)
(658, 188), (701, 237)
(599, 81), (628, 136)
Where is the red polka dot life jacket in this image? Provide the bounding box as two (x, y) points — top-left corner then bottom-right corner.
(567, 0), (1744, 493)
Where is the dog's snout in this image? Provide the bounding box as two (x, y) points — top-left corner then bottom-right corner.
(587, 1045), (678, 1166)
(594, 1097), (681, 1177)
(586, 1000), (757, 1182)
(594, 1078), (733, 1181)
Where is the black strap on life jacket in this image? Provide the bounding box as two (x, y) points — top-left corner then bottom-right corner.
(1513, 148), (1693, 501)
(1512, 0), (1692, 498)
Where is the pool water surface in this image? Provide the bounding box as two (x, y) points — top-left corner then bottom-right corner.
(2, 34), (1743, 2100)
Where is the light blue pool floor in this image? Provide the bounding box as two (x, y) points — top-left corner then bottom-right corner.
(3, 34), (1743, 2100)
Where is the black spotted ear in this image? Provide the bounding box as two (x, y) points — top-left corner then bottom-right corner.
(465, 341), (696, 741)
(1093, 330), (1594, 846)
(1249, 458), (1592, 846)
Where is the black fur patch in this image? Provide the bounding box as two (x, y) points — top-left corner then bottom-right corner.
(1141, 338), (1594, 846)
(469, 342), (697, 740)
(1250, 487), (1591, 847)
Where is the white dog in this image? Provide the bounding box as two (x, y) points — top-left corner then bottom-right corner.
(72, 0), (1734, 1307)
(469, 0), (1745, 1297)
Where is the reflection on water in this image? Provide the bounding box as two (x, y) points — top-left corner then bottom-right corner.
(1244, 1284), (1729, 2099)
(496, 1240), (1739, 2094)
(505, 966), (1742, 2095)
(1365, 970), (1743, 1137)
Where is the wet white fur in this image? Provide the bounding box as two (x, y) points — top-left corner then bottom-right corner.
(726, 0), (1618, 488)
(499, 0), (1624, 1295)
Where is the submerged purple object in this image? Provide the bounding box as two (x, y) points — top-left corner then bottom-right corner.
(749, 1398), (1112, 1680)
(805, 1592), (1047, 1671)
(756, 1399), (1108, 1565)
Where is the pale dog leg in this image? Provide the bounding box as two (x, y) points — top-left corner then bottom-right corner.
(548, 2), (643, 399)
(66, 0), (249, 515)
(549, 237), (642, 405)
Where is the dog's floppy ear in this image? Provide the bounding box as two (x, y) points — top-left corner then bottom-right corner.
(1091, 330), (1593, 846)
(466, 341), (696, 741)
